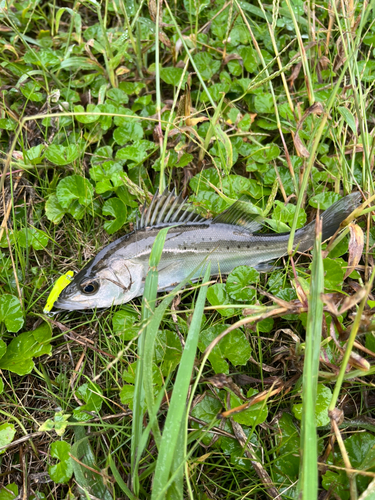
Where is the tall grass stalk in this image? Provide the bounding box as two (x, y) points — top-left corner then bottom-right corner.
(297, 218), (323, 499)
(151, 264), (211, 499)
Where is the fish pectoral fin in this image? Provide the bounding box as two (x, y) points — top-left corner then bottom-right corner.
(254, 259), (280, 272)
(212, 200), (264, 232)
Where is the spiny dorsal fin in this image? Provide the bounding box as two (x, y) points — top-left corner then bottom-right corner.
(212, 200), (264, 232)
(136, 189), (206, 230)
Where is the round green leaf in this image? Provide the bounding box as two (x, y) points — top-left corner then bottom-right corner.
(17, 227), (49, 250)
(0, 423), (15, 455)
(230, 389), (268, 426)
(206, 283), (235, 316)
(309, 192), (341, 210)
(49, 441), (73, 484)
(102, 198), (127, 234)
(292, 383), (331, 427)
(323, 258), (345, 291)
(198, 324), (251, 373)
(160, 67), (188, 86)
(0, 322), (52, 375)
(56, 175), (94, 209)
(45, 144), (80, 166)
(112, 309), (139, 340)
(113, 122), (144, 145)
(254, 93), (274, 113)
(0, 294), (24, 332)
(45, 194), (66, 224)
(227, 266), (259, 301)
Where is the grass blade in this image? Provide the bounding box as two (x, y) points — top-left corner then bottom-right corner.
(151, 263), (211, 499)
(297, 218), (323, 499)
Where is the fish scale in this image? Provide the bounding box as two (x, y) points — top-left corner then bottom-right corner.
(51, 191), (362, 312)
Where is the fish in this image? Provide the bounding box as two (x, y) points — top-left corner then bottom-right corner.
(52, 190), (362, 311)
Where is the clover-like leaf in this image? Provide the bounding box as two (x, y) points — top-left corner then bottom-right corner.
(45, 144), (80, 166)
(45, 194), (66, 224)
(112, 308), (140, 340)
(0, 483), (18, 499)
(0, 423), (16, 455)
(292, 383), (331, 427)
(309, 192), (341, 210)
(102, 198), (127, 234)
(198, 324), (251, 373)
(56, 175), (94, 209)
(0, 322), (52, 375)
(17, 227), (49, 250)
(73, 382), (103, 421)
(113, 122), (144, 145)
(48, 441), (73, 484)
(227, 266), (259, 302)
(0, 294), (24, 332)
(160, 67), (188, 86)
(206, 283), (235, 317)
(229, 388), (268, 426)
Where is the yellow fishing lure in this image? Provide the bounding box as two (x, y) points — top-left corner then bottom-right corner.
(43, 271), (74, 314)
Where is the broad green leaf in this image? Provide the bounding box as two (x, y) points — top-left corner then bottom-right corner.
(273, 413), (300, 496)
(56, 175), (94, 209)
(0, 118), (16, 130)
(154, 329), (182, 376)
(102, 198), (127, 234)
(337, 106), (357, 134)
(206, 283), (235, 316)
(120, 384), (135, 408)
(254, 93), (274, 113)
(39, 411), (71, 436)
(113, 122), (144, 145)
(229, 388), (268, 426)
(222, 174), (266, 199)
(226, 266), (259, 301)
(74, 104), (99, 123)
(292, 384), (331, 427)
(160, 67), (188, 86)
(193, 52), (220, 80)
(91, 146), (113, 165)
(0, 423), (15, 455)
(198, 324), (251, 373)
(106, 87), (129, 104)
(191, 394), (222, 445)
(272, 201), (307, 229)
(116, 145), (148, 164)
(0, 322), (52, 375)
(73, 382), (103, 421)
(24, 144), (45, 164)
(45, 194), (66, 224)
(71, 427), (113, 500)
(0, 483), (18, 500)
(238, 46), (257, 73)
(89, 161), (123, 182)
(0, 294), (24, 332)
(322, 258), (345, 291)
(20, 82), (44, 102)
(112, 309), (140, 340)
(17, 227), (49, 250)
(48, 441), (73, 484)
(322, 432), (375, 498)
(250, 143), (280, 163)
(309, 192), (341, 210)
(45, 144), (79, 165)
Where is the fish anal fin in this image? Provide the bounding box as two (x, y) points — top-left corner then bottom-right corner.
(213, 200), (264, 232)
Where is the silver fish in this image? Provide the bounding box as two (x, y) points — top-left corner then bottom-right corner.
(53, 191), (362, 311)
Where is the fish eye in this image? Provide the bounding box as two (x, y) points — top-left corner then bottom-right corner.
(80, 280), (99, 295)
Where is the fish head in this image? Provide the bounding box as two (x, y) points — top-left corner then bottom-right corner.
(53, 258), (145, 311)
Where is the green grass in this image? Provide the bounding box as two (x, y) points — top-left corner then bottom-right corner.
(0, 0), (375, 498)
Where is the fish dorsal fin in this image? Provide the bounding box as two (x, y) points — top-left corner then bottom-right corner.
(136, 189), (206, 230)
(212, 200), (264, 232)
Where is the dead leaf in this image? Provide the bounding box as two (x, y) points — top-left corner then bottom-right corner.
(344, 223), (364, 279)
(223, 53), (243, 66)
(287, 61), (302, 88)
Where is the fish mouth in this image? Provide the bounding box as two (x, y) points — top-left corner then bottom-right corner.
(52, 298), (90, 312)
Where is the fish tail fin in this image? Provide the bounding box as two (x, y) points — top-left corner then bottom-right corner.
(296, 192), (362, 252)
